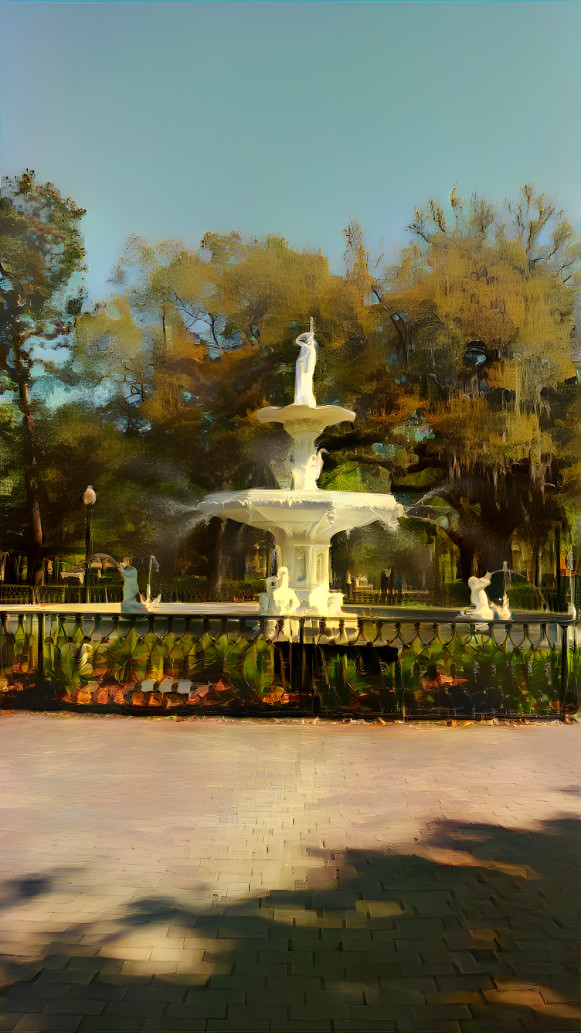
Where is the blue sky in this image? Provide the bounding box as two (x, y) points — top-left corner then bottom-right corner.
(1, 2), (579, 302)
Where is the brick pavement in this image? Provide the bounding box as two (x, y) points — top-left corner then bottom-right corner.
(0, 713), (579, 1032)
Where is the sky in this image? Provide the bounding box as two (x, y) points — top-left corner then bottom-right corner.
(1, 2), (580, 303)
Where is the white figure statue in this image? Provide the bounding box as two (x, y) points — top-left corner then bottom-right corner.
(293, 448), (328, 491)
(258, 566), (300, 615)
(290, 467), (303, 490)
(466, 574), (495, 620)
(314, 447), (328, 482)
(465, 572), (513, 620)
(492, 594), (512, 620)
(294, 331), (317, 406)
(118, 557), (148, 613)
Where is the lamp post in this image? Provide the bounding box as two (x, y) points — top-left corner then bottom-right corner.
(566, 549), (576, 619)
(83, 486), (96, 603)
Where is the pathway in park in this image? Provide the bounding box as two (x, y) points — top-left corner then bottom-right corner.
(0, 713), (579, 1032)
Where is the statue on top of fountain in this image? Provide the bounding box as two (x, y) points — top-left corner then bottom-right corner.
(294, 330), (317, 407)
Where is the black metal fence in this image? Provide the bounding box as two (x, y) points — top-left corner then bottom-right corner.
(0, 610), (578, 720)
(1, 575), (578, 611)
(0, 584), (124, 605)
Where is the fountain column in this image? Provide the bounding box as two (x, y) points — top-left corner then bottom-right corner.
(254, 326), (357, 613)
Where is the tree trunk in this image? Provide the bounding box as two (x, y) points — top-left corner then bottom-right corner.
(555, 524), (561, 596)
(451, 538), (477, 584)
(531, 540), (542, 588)
(480, 539), (512, 576)
(208, 519), (227, 601)
(427, 534), (441, 604)
(233, 524), (247, 581)
(24, 466), (44, 586)
(13, 326), (44, 585)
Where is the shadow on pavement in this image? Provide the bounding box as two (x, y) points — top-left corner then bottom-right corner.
(0, 817), (580, 1032)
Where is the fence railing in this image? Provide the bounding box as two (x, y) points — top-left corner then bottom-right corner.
(0, 610), (578, 720)
(0, 584), (124, 605)
(1, 577), (577, 611)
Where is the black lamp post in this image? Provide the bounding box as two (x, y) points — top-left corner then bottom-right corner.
(83, 485), (96, 603)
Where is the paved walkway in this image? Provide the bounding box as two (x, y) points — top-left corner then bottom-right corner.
(0, 714), (579, 1032)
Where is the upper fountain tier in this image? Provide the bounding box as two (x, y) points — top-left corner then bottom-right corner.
(257, 401), (355, 435)
(256, 329), (355, 491)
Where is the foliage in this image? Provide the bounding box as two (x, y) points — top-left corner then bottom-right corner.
(104, 626), (149, 684)
(345, 185), (580, 578)
(0, 171), (86, 580)
(507, 582), (545, 611)
(384, 624), (565, 716)
(43, 639), (94, 694)
(242, 639), (275, 697)
(318, 651), (369, 707)
(1, 171), (578, 593)
(5, 612), (574, 719)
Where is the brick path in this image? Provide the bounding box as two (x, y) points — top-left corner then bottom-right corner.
(0, 713), (579, 1032)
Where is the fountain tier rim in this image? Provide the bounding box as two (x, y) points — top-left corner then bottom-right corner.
(256, 402), (355, 427)
(198, 488), (405, 537)
(199, 487), (405, 511)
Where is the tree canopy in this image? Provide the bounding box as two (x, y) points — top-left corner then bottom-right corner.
(0, 171), (86, 580)
(1, 173), (578, 595)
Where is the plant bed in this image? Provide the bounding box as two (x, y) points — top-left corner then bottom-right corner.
(2, 610), (576, 720)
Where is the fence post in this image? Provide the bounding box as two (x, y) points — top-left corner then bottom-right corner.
(398, 655), (405, 720)
(299, 617), (306, 698)
(560, 621), (569, 719)
(37, 611), (45, 681)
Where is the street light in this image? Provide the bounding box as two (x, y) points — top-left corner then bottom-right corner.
(83, 485), (96, 603)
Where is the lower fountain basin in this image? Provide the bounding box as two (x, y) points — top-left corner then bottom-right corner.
(198, 489), (404, 617)
(198, 488), (404, 539)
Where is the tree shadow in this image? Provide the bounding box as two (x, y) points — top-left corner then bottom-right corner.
(1, 818), (580, 1031)
(0, 869), (82, 910)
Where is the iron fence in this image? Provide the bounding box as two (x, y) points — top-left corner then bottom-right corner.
(0, 610), (578, 720)
(0, 585), (124, 605)
(1, 577), (576, 611)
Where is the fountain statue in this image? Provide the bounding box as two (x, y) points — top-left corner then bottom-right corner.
(294, 331), (317, 406)
(199, 320), (404, 616)
(465, 573), (512, 621)
(119, 558), (148, 613)
(98, 555), (161, 613)
(258, 566), (300, 616)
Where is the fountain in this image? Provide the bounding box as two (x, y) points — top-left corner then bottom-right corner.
(199, 321), (404, 616)
(1, 320), (574, 721)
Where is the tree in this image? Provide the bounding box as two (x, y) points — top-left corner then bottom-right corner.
(71, 295), (155, 435)
(100, 232), (382, 587)
(0, 171), (86, 581)
(362, 185), (580, 577)
(38, 402), (159, 564)
(109, 232), (347, 481)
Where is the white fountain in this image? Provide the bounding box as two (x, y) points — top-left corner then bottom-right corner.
(199, 321), (404, 616)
